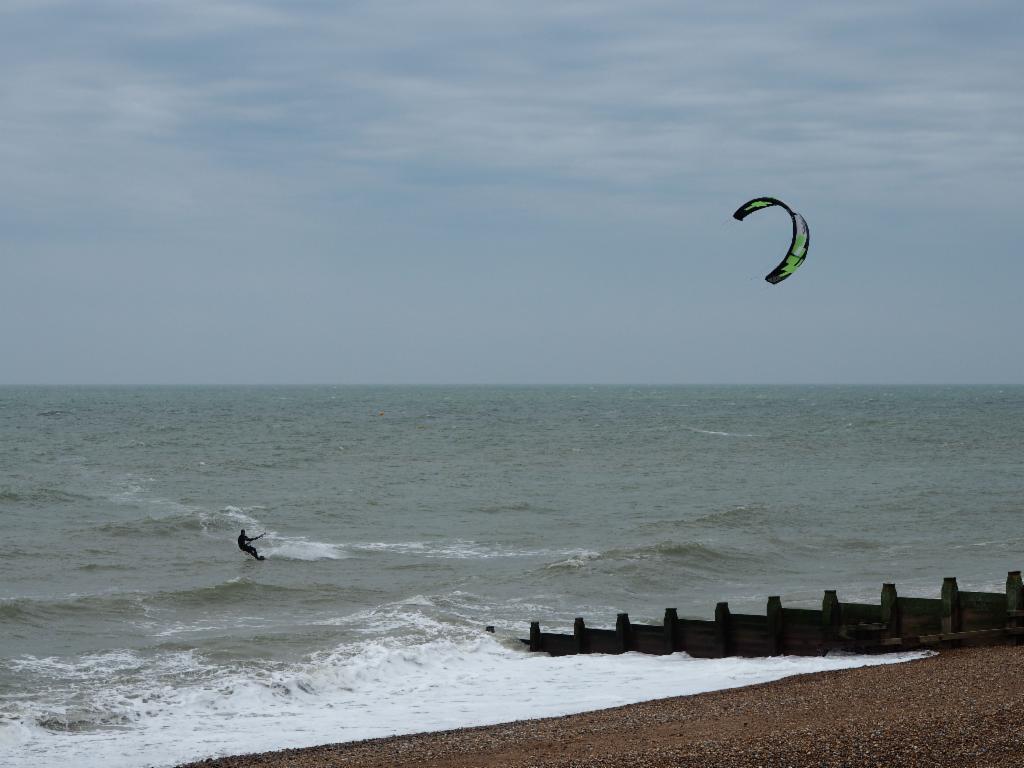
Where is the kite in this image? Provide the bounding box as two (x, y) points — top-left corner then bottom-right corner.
(732, 197), (809, 285)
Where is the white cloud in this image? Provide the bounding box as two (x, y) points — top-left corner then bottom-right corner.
(3, 1), (1021, 198)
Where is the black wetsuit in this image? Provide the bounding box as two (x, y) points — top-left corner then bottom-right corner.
(238, 533), (262, 560)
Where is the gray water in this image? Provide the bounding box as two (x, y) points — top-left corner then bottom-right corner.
(1, 386), (1022, 764)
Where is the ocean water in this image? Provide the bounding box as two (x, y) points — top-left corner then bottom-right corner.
(1, 385), (1021, 767)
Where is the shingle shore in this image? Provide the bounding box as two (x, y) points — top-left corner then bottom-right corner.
(178, 645), (1024, 768)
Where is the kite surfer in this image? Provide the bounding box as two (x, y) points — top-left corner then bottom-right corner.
(238, 529), (265, 561)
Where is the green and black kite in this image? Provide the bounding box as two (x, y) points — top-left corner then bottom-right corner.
(732, 197), (809, 285)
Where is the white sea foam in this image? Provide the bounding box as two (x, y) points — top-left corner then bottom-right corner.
(217, 505), (264, 528)
(545, 551), (601, 569)
(3, 636), (930, 768)
(317, 596), (445, 634)
(8, 650), (144, 680)
(263, 540), (346, 561)
(682, 426), (763, 437)
(351, 540), (590, 560)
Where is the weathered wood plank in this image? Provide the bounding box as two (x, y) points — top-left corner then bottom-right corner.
(523, 571), (1024, 657)
(879, 626), (1024, 646)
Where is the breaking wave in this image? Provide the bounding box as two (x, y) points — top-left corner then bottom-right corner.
(1, 636), (931, 768)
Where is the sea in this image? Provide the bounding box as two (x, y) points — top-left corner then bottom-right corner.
(2, 385), (1021, 767)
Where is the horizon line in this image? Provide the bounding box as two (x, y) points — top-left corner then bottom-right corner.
(2, 381), (1021, 388)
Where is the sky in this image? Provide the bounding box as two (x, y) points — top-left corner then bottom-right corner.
(1, 1), (1022, 385)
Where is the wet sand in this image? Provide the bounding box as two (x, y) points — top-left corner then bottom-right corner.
(179, 644), (1024, 768)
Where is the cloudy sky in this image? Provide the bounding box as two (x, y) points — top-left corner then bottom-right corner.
(2, 1), (1021, 384)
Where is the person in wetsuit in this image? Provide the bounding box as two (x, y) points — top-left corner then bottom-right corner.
(238, 529), (265, 560)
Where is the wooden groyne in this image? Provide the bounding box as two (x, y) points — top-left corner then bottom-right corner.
(523, 571), (1024, 657)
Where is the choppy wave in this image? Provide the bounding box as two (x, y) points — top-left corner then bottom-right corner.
(0, 594), (148, 626)
(532, 540), (771, 584)
(692, 505), (769, 528)
(544, 551), (602, 570)
(155, 577), (343, 609)
(35, 710), (134, 733)
(474, 501), (534, 514)
(317, 595), (449, 635)
(0, 486), (89, 505)
(76, 563), (133, 573)
(69, 500), (262, 541)
(217, 505), (265, 529)
(8, 649), (145, 681)
(93, 512), (203, 538)
(0, 578), (347, 627)
(548, 540), (757, 571)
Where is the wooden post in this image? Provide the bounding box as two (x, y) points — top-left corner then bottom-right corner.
(822, 590), (841, 645)
(714, 602), (731, 657)
(766, 596), (783, 656)
(615, 613), (631, 653)
(941, 577), (961, 648)
(616, 613), (631, 653)
(529, 621), (541, 652)
(1007, 571), (1023, 645)
(573, 617), (587, 654)
(881, 583), (899, 639)
(664, 608), (679, 655)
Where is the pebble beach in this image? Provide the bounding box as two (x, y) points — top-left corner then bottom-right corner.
(179, 644), (1024, 768)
